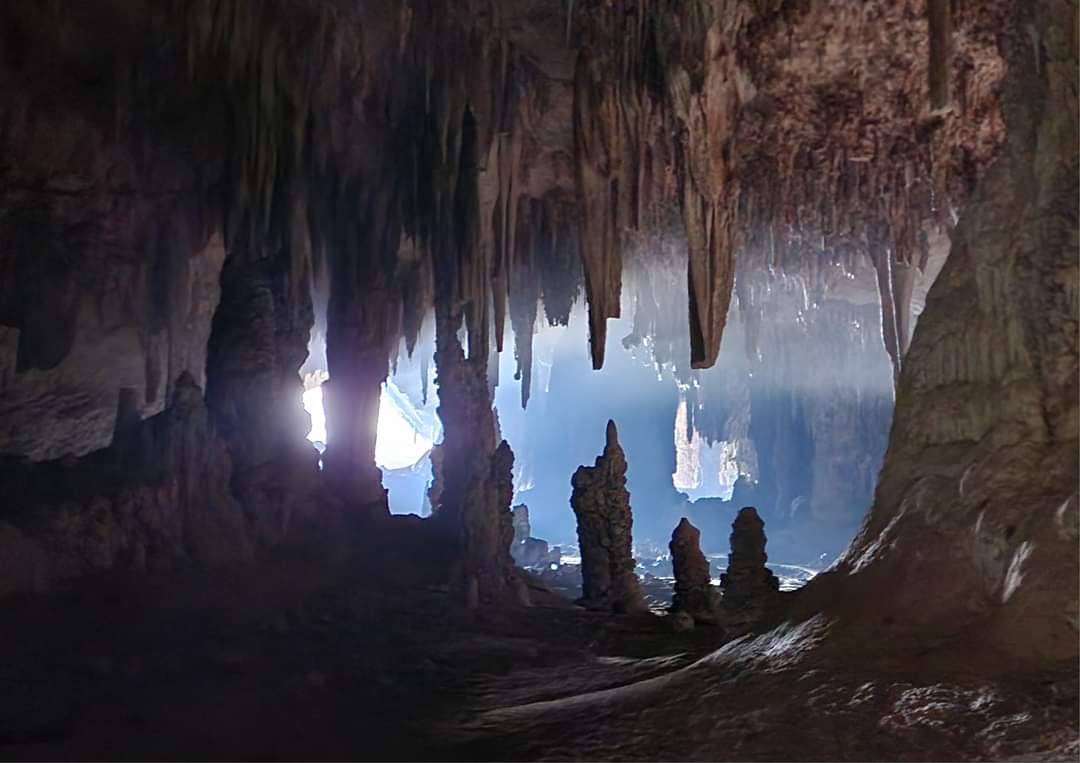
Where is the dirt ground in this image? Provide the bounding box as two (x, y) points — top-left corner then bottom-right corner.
(0, 532), (1075, 762)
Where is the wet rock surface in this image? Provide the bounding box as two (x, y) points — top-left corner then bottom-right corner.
(570, 421), (646, 613)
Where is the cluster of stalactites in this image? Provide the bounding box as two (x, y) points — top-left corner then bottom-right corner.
(567, 0), (1005, 377)
(181, 0), (1004, 414)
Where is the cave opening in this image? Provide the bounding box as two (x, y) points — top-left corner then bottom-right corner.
(303, 239), (943, 593)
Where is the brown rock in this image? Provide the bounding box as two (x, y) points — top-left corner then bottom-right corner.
(432, 308), (517, 606)
(719, 507), (781, 633)
(570, 420), (645, 613)
(669, 517), (719, 624)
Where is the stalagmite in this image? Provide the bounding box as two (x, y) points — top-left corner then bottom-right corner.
(669, 517), (719, 624)
(511, 503), (531, 547)
(432, 308), (517, 605)
(570, 420), (645, 613)
(719, 507), (781, 633)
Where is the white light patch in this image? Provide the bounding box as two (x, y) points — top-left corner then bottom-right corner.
(302, 383), (432, 470)
(303, 385), (327, 445)
(374, 386), (433, 469)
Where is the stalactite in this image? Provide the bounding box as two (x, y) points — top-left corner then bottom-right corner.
(539, 194), (585, 327)
(509, 199), (542, 409)
(572, 51), (625, 369)
(928, 0), (953, 111)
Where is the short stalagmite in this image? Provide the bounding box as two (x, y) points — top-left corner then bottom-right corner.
(669, 517), (719, 624)
(719, 507), (781, 632)
(570, 420), (645, 613)
(511, 504), (531, 546)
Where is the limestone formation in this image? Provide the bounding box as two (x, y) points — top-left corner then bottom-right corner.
(719, 507), (781, 632)
(509, 504), (558, 568)
(570, 421), (645, 613)
(511, 504), (531, 547)
(797, 0), (1079, 662)
(432, 309), (517, 605)
(669, 518), (719, 624)
(0, 372), (251, 596)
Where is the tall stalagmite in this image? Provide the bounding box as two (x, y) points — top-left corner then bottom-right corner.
(570, 420), (645, 613)
(432, 307), (517, 606)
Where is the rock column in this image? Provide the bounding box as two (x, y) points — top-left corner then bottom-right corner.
(670, 517), (718, 624)
(719, 507), (781, 632)
(432, 307), (517, 606)
(570, 420), (645, 613)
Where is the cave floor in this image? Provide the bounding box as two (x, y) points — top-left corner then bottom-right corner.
(0, 537), (1075, 762)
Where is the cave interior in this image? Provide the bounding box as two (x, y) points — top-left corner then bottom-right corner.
(0, 0), (1077, 760)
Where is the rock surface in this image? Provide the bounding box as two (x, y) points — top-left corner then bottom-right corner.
(570, 421), (645, 613)
(669, 517), (718, 625)
(0, 373), (248, 596)
(511, 504), (531, 548)
(718, 507), (781, 633)
(797, 0), (1079, 664)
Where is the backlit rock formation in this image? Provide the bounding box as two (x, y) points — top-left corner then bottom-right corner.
(669, 517), (718, 625)
(719, 507), (781, 633)
(570, 421), (645, 613)
(511, 504), (531, 547)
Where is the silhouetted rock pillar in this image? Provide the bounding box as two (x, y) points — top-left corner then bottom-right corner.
(433, 307), (516, 605)
(511, 504), (531, 546)
(719, 507), (781, 632)
(670, 517), (718, 624)
(570, 420), (645, 613)
(204, 219), (320, 544)
(322, 288), (399, 513)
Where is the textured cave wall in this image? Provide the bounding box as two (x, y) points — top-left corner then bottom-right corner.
(0, 0), (332, 590)
(799, 0), (1079, 664)
(0, 3), (228, 460)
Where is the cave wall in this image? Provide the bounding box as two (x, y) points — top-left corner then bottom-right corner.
(0, 3), (227, 460)
(0, 0), (332, 589)
(801, 0), (1078, 664)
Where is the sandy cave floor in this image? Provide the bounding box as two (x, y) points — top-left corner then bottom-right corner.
(0, 536), (1076, 762)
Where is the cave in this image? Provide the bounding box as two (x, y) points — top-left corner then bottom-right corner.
(0, 1), (1076, 760)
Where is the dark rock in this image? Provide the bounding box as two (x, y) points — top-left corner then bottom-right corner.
(669, 517), (719, 624)
(719, 507), (781, 633)
(570, 420), (645, 613)
(511, 504), (531, 546)
(432, 308), (518, 606)
(670, 610), (695, 633)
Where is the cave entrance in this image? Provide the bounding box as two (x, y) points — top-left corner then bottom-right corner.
(301, 239), (945, 593)
(302, 338), (442, 516)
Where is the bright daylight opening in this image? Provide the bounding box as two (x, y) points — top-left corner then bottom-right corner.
(302, 380), (434, 471)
